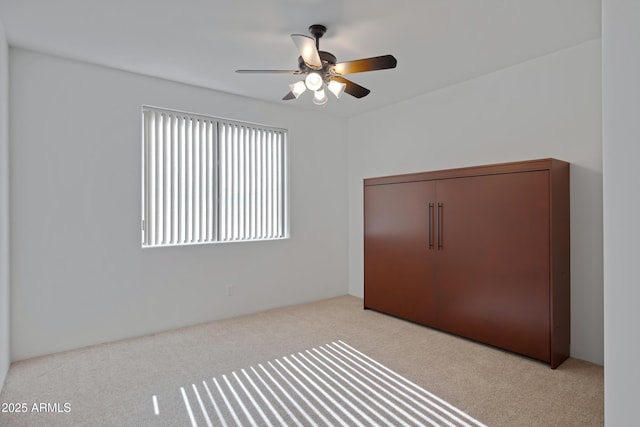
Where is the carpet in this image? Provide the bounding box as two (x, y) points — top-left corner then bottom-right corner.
(158, 340), (486, 427)
(0, 296), (603, 426)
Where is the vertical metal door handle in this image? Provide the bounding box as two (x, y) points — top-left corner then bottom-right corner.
(437, 202), (443, 250)
(428, 203), (434, 249)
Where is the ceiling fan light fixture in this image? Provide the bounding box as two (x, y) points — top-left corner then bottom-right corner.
(313, 88), (328, 106)
(327, 80), (347, 99)
(289, 80), (307, 98)
(237, 25), (397, 103)
(305, 72), (323, 91)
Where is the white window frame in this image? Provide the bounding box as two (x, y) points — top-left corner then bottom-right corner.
(141, 106), (289, 247)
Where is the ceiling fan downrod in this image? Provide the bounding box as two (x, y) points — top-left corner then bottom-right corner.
(308, 24), (326, 50)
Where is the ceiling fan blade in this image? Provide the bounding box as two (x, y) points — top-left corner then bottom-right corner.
(282, 91), (296, 101)
(236, 69), (299, 74)
(332, 76), (371, 98)
(333, 55), (397, 75)
(291, 34), (322, 69)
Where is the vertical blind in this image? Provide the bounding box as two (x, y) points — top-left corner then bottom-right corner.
(142, 106), (288, 247)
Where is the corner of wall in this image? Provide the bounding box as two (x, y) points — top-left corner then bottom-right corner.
(0, 19), (10, 392)
(603, 1), (640, 423)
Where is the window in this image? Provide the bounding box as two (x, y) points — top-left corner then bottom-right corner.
(142, 106), (288, 247)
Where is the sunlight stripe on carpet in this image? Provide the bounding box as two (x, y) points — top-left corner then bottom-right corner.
(159, 341), (487, 427)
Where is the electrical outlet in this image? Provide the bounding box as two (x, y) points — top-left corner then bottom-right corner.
(226, 285), (234, 296)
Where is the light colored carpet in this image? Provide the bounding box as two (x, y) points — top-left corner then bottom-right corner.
(165, 340), (487, 427)
(0, 295), (603, 426)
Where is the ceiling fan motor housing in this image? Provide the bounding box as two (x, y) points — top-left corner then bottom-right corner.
(298, 51), (337, 80)
(319, 51), (336, 66)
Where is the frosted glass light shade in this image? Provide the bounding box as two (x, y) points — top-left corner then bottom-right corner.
(327, 80), (346, 98)
(313, 88), (328, 106)
(289, 81), (306, 98)
(305, 72), (323, 91)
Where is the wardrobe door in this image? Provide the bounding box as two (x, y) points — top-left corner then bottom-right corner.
(435, 171), (551, 361)
(364, 180), (437, 325)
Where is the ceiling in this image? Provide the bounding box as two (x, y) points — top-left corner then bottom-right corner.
(0, 0), (601, 118)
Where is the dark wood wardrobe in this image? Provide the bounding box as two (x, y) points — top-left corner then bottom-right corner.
(364, 158), (570, 368)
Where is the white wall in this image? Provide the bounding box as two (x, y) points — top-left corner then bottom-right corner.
(9, 48), (348, 361)
(603, 0), (640, 423)
(347, 40), (603, 365)
(0, 21), (10, 390)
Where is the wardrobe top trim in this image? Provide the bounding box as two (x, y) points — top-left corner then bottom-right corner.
(364, 158), (567, 186)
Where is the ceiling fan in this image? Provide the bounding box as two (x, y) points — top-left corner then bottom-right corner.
(236, 24), (397, 105)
